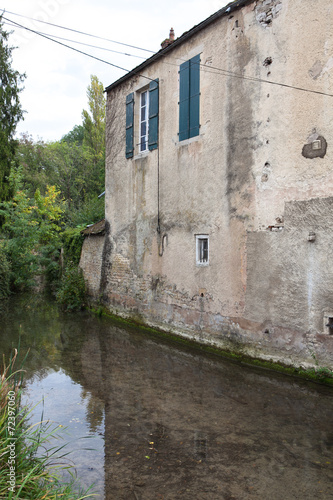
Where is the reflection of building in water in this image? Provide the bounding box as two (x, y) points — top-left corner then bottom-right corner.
(51, 305), (333, 500)
(194, 431), (208, 461)
(92, 326), (333, 500)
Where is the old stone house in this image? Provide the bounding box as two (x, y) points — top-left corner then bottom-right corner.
(89, 0), (333, 370)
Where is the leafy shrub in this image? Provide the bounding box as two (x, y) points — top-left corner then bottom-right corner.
(316, 366), (333, 380)
(66, 195), (104, 228)
(56, 264), (86, 311)
(61, 227), (84, 267)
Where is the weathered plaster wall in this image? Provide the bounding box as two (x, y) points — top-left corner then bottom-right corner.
(245, 197), (333, 367)
(103, 0), (333, 369)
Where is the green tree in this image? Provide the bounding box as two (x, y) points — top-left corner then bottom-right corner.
(16, 133), (48, 197)
(61, 124), (84, 146)
(0, 15), (25, 203)
(0, 166), (65, 290)
(42, 141), (94, 210)
(82, 75), (105, 160)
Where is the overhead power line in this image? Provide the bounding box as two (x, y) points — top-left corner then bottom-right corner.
(2, 10), (333, 98)
(2, 15), (158, 83)
(1, 8), (155, 54)
(2, 15), (136, 75)
(196, 63), (333, 98)
(3, 20), (147, 60)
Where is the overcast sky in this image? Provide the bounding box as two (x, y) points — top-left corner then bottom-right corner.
(1, 0), (230, 142)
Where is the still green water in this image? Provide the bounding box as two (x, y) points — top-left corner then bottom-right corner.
(1, 294), (333, 499)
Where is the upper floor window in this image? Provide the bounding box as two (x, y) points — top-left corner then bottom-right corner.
(125, 79), (159, 158)
(140, 90), (149, 152)
(179, 54), (200, 142)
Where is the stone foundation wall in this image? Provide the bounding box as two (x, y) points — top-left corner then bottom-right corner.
(79, 235), (105, 297)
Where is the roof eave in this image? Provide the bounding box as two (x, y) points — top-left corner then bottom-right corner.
(105, 0), (254, 93)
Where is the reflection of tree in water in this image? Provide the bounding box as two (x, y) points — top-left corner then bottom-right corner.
(80, 388), (104, 434)
(56, 312), (107, 435)
(0, 294), (64, 383)
(1, 295), (106, 433)
(0, 298), (9, 317)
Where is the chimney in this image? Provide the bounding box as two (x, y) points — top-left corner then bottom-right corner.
(161, 27), (175, 49)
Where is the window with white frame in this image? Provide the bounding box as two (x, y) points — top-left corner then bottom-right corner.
(125, 79), (159, 158)
(140, 90), (149, 152)
(196, 235), (209, 265)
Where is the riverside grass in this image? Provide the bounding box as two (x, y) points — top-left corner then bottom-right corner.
(0, 350), (96, 499)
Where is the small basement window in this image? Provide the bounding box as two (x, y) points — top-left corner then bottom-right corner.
(324, 313), (333, 335)
(196, 235), (209, 266)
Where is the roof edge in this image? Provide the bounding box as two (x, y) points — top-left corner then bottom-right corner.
(105, 0), (255, 93)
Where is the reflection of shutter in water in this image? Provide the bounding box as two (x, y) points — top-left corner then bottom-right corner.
(194, 431), (207, 460)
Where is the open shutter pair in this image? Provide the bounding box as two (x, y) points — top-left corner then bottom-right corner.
(125, 79), (159, 158)
(179, 54), (200, 141)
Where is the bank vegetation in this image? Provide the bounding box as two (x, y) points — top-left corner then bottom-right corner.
(0, 14), (106, 309)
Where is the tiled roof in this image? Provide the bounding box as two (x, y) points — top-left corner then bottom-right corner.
(81, 219), (106, 236)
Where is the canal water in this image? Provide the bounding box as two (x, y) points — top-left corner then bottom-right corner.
(1, 294), (333, 500)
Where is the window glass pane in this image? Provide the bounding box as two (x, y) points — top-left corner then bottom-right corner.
(141, 138), (147, 151)
(202, 239), (208, 262)
(140, 90), (149, 152)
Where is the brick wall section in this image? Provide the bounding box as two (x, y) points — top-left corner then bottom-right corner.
(104, 252), (220, 336)
(79, 235), (105, 297)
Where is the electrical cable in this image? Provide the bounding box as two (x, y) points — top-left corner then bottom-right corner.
(1, 8), (155, 54)
(2, 15), (157, 82)
(198, 62), (333, 98)
(3, 20), (147, 60)
(2, 11), (333, 98)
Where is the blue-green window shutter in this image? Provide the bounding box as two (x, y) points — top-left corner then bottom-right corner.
(125, 92), (134, 158)
(148, 79), (159, 151)
(179, 60), (190, 141)
(179, 55), (200, 141)
(189, 54), (200, 138)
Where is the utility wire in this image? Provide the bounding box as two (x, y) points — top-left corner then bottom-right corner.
(195, 63), (333, 98)
(3, 11), (333, 98)
(2, 15), (156, 82)
(1, 8), (155, 54)
(3, 20), (147, 60)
